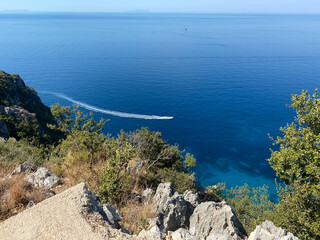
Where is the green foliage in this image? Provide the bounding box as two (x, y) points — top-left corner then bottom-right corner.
(0, 137), (46, 167)
(128, 128), (183, 170)
(155, 168), (196, 193)
(268, 89), (320, 239)
(97, 138), (136, 204)
(199, 183), (225, 202)
(184, 152), (197, 170)
(50, 104), (107, 169)
(113, 128), (198, 192)
(273, 183), (320, 240)
(225, 184), (274, 234)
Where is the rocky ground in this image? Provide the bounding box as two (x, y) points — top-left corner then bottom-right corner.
(0, 162), (299, 240)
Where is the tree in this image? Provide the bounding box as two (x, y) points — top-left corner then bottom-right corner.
(49, 104), (108, 169)
(268, 89), (320, 240)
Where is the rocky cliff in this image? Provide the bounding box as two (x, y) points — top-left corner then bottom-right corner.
(0, 71), (59, 143)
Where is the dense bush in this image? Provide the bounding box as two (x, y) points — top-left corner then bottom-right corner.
(225, 184), (274, 234)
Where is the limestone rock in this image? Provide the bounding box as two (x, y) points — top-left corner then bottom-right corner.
(183, 190), (200, 207)
(26, 167), (60, 188)
(207, 231), (234, 240)
(189, 201), (247, 240)
(153, 182), (175, 212)
(152, 183), (194, 233)
(169, 228), (198, 240)
(142, 188), (154, 204)
(9, 161), (37, 177)
(102, 204), (123, 228)
(248, 220), (298, 240)
(138, 225), (165, 240)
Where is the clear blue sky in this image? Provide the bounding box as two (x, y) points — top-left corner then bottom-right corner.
(1, 0), (320, 14)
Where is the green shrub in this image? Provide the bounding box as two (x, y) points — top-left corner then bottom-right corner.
(225, 184), (275, 234)
(0, 138), (46, 167)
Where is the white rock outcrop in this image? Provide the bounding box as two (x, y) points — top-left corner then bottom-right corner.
(152, 183), (194, 233)
(169, 228), (197, 240)
(248, 220), (298, 240)
(183, 190), (200, 207)
(26, 167), (60, 188)
(189, 201), (247, 240)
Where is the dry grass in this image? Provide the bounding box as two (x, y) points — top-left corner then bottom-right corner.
(119, 199), (157, 235)
(0, 166), (13, 179)
(0, 174), (49, 222)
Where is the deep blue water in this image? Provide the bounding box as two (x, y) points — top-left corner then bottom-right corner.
(1, 13), (320, 195)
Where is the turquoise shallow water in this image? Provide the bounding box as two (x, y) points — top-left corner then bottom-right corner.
(1, 13), (320, 196)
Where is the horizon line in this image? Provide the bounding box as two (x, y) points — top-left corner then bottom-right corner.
(1, 10), (320, 15)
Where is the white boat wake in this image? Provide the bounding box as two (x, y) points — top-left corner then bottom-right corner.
(41, 91), (174, 120)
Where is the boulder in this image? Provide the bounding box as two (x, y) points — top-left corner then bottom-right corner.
(138, 225), (165, 240)
(248, 221), (298, 240)
(207, 231), (234, 240)
(160, 196), (193, 232)
(169, 228), (198, 240)
(183, 190), (200, 207)
(26, 167), (60, 188)
(152, 183), (194, 233)
(189, 201), (247, 240)
(9, 161), (37, 177)
(153, 182), (175, 212)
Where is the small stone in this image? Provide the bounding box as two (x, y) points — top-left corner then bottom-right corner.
(142, 188), (154, 204)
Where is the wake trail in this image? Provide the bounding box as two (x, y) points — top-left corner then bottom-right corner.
(40, 91), (174, 120)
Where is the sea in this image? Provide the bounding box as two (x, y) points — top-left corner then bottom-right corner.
(1, 13), (320, 197)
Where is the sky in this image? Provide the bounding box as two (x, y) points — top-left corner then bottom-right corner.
(1, 0), (320, 14)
